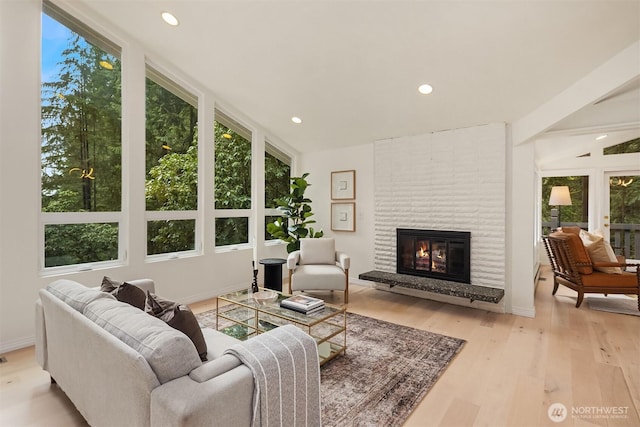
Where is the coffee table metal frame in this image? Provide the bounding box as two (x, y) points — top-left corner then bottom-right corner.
(216, 288), (346, 365)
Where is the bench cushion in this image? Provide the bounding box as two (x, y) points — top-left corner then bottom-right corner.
(580, 271), (638, 288)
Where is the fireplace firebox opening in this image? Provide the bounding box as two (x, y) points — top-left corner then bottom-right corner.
(397, 228), (471, 284)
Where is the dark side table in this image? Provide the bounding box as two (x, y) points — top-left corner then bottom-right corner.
(259, 258), (286, 291)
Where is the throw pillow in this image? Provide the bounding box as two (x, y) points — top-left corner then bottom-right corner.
(145, 291), (208, 361)
(144, 290), (175, 317)
(579, 230), (622, 274)
(101, 276), (146, 310)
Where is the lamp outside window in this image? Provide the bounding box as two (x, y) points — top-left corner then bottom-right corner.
(549, 186), (572, 229)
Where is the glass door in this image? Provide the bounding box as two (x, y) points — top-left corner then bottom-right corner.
(604, 171), (640, 260)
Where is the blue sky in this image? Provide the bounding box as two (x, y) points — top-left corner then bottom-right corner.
(41, 13), (71, 83)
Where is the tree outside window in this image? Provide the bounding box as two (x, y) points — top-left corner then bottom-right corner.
(41, 6), (122, 267)
(145, 69), (198, 255)
(214, 111), (252, 246)
(265, 144), (291, 240)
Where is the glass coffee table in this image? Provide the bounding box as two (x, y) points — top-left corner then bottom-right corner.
(216, 288), (346, 365)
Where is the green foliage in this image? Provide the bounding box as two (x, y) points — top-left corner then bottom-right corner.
(266, 173), (323, 252)
(603, 138), (640, 155)
(265, 152), (291, 208)
(215, 217), (249, 246)
(147, 220), (195, 255)
(146, 145), (198, 211)
(214, 122), (251, 210)
(41, 34), (122, 213)
(40, 18), (293, 263)
(45, 223), (118, 267)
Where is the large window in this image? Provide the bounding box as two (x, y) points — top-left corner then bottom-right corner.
(41, 2), (122, 268)
(214, 110), (252, 246)
(541, 176), (589, 235)
(145, 66), (198, 256)
(264, 142), (291, 240)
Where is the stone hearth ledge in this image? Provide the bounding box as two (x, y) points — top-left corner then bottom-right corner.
(358, 270), (504, 304)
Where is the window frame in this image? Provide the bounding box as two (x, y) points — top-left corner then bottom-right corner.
(144, 62), (201, 259)
(40, 1), (125, 274)
(213, 109), (254, 250)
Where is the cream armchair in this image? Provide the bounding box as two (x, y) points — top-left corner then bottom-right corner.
(287, 238), (350, 304)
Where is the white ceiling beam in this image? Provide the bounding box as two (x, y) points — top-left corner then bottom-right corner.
(512, 40), (640, 146)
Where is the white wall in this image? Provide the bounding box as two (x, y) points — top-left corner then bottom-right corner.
(373, 124), (507, 290)
(299, 144), (376, 281)
(0, 0), (291, 352)
(300, 125), (537, 317)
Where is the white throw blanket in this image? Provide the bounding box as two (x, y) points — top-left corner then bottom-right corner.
(224, 324), (322, 427)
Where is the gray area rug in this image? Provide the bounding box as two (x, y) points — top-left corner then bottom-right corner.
(587, 296), (640, 317)
(197, 310), (465, 427)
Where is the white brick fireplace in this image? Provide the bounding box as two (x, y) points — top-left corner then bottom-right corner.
(373, 123), (507, 297)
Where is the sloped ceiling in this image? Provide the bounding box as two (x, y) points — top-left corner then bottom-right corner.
(69, 0), (640, 153)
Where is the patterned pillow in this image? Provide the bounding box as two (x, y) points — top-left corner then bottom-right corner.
(145, 291), (208, 361)
(101, 276), (146, 310)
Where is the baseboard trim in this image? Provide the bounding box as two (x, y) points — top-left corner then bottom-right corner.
(511, 305), (536, 318)
(0, 335), (35, 354)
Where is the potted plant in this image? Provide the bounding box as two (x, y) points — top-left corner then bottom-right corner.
(266, 173), (323, 252)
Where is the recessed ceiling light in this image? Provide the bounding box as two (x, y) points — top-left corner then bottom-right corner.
(161, 12), (179, 26)
(595, 134), (608, 141)
(291, 117), (302, 124)
(418, 84), (433, 95)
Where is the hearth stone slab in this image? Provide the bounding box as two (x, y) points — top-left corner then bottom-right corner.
(358, 270), (504, 303)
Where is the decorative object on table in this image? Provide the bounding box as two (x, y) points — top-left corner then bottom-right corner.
(259, 258), (286, 291)
(331, 202), (356, 232)
(251, 261), (259, 293)
(331, 170), (356, 200)
(197, 310), (466, 427)
(252, 290), (278, 305)
(548, 185), (572, 229)
(266, 173), (324, 253)
(280, 294), (325, 313)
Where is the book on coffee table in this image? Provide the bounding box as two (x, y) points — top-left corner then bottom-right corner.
(280, 295), (325, 313)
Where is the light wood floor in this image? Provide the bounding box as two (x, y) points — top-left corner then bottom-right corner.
(1, 268), (638, 426)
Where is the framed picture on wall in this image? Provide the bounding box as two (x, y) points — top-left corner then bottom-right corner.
(331, 202), (356, 232)
(331, 170), (356, 200)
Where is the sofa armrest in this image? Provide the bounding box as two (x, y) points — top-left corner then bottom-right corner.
(151, 364), (253, 427)
(287, 251), (300, 270)
(336, 251), (350, 270)
(188, 354), (242, 383)
(35, 298), (48, 370)
(592, 261), (625, 268)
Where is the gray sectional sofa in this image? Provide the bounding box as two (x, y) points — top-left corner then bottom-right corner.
(35, 279), (311, 427)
